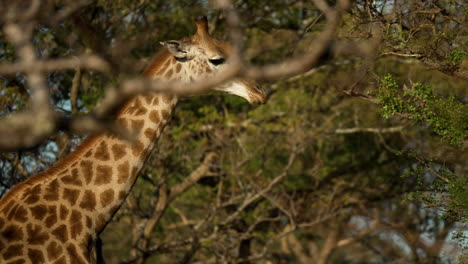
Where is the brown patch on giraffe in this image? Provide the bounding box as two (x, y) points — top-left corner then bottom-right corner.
(162, 94), (173, 104)
(79, 190), (96, 211)
(61, 168), (83, 187)
(1, 201), (15, 216)
(44, 179), (60, 201)
(47, 241), (63, 261)
(144, 128), (155, 140)
(132, 140), (144, 157)
(66, 244), (86, 264)
(86, 216), (92, 229)
(118, 118), (128, 129)
(149, 110), (161, 123)
(152, 96), (159, 105)
(51, 224), (67, 243)
(143, 94), (153, 104)
(100, 189), (115, 208)
(28, 248), (45, 263)
(79, 160), (93, 184)
(12, 205), (28, 223)
(22, 184), (41, 204)
(132, 166), (139, 180)
(111, 144), (127, 161)
(94, 140), (110, 161)
(45, 205), (58, 228)
(119, 190), (127, 200)
(70, 210), (83, 239)
(1, 224), (23, 242)
(6, 204), (18, 220)
(131, 119), (145, 134)
(175, 63), (182, 73)
(95, 213), (107, 232)
(164, 69), (174, 78)
(2, 244), (23, 260)
(0, 217), (4, 230)
(27, 223), (49, 245)
(84, 149), (93, 157)
(161, 109), (170, 120)
(30, 204), (47, 220)
(95, 165), (112, 185)
(117, 161), (130, 184)
(134, 106), (148, 116)
(63, 188), (80, 206)
(53, 256), (67, 264)
(59, 205), (69, 220)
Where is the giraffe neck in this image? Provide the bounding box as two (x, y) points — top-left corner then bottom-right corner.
(66, 92), (178, 234)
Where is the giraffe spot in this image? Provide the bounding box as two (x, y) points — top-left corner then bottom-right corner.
(70, 210), (83, 239)
(143, 94), (152, 104)
(95, 165), (112, 185)
(162, 94), (174, 104)
(164, 69), (173, 78)
(131, 119), (145, 134)
(94, 140), (110, 161)
(66, 244), (86, 264)
(95, 213), (107, 233)
(22, 184), (41, 204)
(79, 190), (96, 211)
(111, 144), (127, 161)
(175, 63), (182, 73)
(161, 109), (170, 120)
(44, 179), (60, 201)
(2, 244), (23, 260)
(109, 204), (121, 215)
(1, 224), (23, 242)
(6, 204), (19, 220)
(63, 188), (80, 206)
(134, 106), (148, 116)
(144, 128), (155, 140)
(0, 217), (4, 229)
(84, 149), (93, 157)
(6, 259), (26, 264)
(1, 201), (15, 217)
(53, 256), (67, 264)
(26, 223), (49, 245)
(45, 205), (58, 228)
(47, 241), (63, 261)
(79, 160), (93, 184)
(61, 168), (82, 187)
(117, 161), (130, 184)
(126, 98), (143, 115)
(119, 190), (127, 200)
(100, 189), (115, 208)
(131, 166), (139, 181)
(118, 118), (128, 129)
(30, 204), (47, 220)
(149, 110), (160, 123)
(86, 216), (92, 229)
(152, 96), (159, 105)
(12, 205), (28, 223)
(28, 248), (45, 263)
(51, 224), (68, 243)
(131, 140), (144, 157)
(59, 205), (69, 220)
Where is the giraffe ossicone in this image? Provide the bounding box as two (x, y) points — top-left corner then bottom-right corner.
(0, 16), (266, 264)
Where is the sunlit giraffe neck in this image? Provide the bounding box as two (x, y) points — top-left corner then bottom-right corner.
(0, 17), (265, 264)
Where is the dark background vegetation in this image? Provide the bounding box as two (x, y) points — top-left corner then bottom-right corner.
(0, 0), (466, 263)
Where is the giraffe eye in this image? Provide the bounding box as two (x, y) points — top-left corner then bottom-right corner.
(208, 58), (225, 66)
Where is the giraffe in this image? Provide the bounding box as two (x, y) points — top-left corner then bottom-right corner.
(0, 16), (266, 264)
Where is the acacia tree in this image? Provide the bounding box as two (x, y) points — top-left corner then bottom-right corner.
(0, 0), (466, 263)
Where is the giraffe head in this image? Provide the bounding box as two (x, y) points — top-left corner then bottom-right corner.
(157, 16), (266, 104)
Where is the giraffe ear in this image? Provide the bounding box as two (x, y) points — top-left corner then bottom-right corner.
(160, 41), (192, 61)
